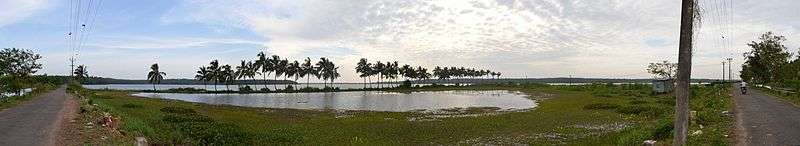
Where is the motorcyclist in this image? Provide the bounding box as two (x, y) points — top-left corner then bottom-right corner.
(740, 81), (747, 94)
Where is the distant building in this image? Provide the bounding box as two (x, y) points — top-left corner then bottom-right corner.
(651, 79), (674, 93)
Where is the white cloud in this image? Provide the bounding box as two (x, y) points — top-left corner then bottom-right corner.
(160, 0), (800, 81)
(0, 0), (50, 27)
(85, 36), (265, 50)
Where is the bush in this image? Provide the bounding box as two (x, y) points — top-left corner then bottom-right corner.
(616, 105), (665, 117)
(583, 103), (620, 110)
(166, 87), (205, 93)
(284, 85), (294, 91)
(122, 103), (143, 108)
(160, 107), (196, 114)
(239, 86), (254, 93)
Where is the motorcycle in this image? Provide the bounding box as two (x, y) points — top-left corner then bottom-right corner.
(741, 87), (747, 95)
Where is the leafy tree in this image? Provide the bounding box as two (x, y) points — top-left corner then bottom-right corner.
(147, 63), (166, 91)
(0, 48), (42, 94)
(741, 32), (791, 84)
(646, 60), (678, 80)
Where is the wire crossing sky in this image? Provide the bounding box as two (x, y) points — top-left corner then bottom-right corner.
(0, 0), (797, 82)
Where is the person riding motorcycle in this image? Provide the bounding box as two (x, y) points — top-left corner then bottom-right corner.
(740, 81), (747, 94)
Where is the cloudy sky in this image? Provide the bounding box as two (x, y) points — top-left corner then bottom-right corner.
(0, 0), (798, 82)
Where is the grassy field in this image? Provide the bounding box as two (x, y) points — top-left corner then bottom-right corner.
(70, 83), (733, 145)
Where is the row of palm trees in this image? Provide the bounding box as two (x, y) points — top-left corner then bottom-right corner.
(355, 58), (433, 88)
(432, 66), (501, 80)
(194, 52), (340, 91)
(355, 58), (501, 88)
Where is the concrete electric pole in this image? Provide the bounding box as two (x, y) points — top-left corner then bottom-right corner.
(674, 0), (697, 145)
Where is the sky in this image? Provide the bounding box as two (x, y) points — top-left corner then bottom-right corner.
(0, 0), (798, 82)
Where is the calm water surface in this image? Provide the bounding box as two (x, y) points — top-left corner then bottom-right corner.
(131, 90), (535, 112)
(84, 83), (468, 91)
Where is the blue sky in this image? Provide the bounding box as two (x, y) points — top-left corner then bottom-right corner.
(1, 0), (798, 82)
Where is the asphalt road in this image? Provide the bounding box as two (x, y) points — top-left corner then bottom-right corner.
(733, 84), (800, 146)
(0, 86), (71, 146)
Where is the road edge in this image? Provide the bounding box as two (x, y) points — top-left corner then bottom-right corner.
(731, 84), (748, 146)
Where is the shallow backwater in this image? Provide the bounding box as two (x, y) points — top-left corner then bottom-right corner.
(131, 90), (536, 112)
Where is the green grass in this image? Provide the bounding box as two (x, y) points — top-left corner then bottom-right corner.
(72, 83), (733, 145)
(0, 84), (57, 110)
(755, 87), (800, 106)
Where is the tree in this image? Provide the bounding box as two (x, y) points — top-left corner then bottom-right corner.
(73, 65), (88, 83)
(256, 52), (272, 90)
(195, 66), (209, 90)
(300, 57), (314, 88)
(147, 63), (166, 91)
(270, 55), (283, 89)
(208, 60), (221, 91)
(356, 58), (371, 88)
(646, 60), (678, 80)
(221, 65), (235, 91)
(0, 48), (42, 94)
(741, 32), (791, 84)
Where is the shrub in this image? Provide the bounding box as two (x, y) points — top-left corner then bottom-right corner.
(616, 105), (665, 117)
(284, 85), (294, 91)
(122, 103), (143, 108)
(239, 86), (253, 93)
(583, 103), (620, 110)
(160, 107), (196, 114)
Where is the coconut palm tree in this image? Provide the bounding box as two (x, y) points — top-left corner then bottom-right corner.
(147, 63), (166, 91)
(316, 58), (331, 88)
(235, 60), (249, 89)
(400, 64), (413, 81)
(221, 64), (234, 91)
(373, 61), (385, 88)
(300, 57), (314, 88)
(288, 60), (301, 82)
(416, 66), (430, 81)
(73, 65), (88, 83)
(355, 58), (371, 89)
(270, 55), (282, 89)
(208, 60), (221, 91)
(256, 52), (272, 90)
(195, 66), (209, 90)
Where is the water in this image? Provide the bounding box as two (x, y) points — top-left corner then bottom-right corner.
(83, 83), (467, 91)
(0, 88), (33, 98)
(131, 90), (535, 112)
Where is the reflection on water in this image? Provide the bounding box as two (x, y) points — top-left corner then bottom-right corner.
(132, 90), (535, 112)
(84, 83), (469, 91)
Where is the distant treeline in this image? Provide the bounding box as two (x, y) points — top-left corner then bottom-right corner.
(76, 76), (722, 85)
(81, 77), (296, 85)
(407, 78), (722, 84)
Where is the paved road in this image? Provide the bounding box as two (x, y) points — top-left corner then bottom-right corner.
(0, 86), (72, 146)
(733, 84), (800, 145)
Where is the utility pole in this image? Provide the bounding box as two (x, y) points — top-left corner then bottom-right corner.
(674, 0), (696, 145)
(727, 58), (733, 82)
(70, 57), (75, 77)
(721, 61), (726, 82)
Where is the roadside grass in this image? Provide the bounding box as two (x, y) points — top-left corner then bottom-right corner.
(754, 87), (800, 106)
(73, 83), (733, 145)
(0, 84), (57, 110)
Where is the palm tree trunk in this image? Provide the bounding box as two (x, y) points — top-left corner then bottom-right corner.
(306, 76), (310, 88)
(274, 76), (278, 90)
(153, 83), (156, 91)
(263, 74), (268, 90)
